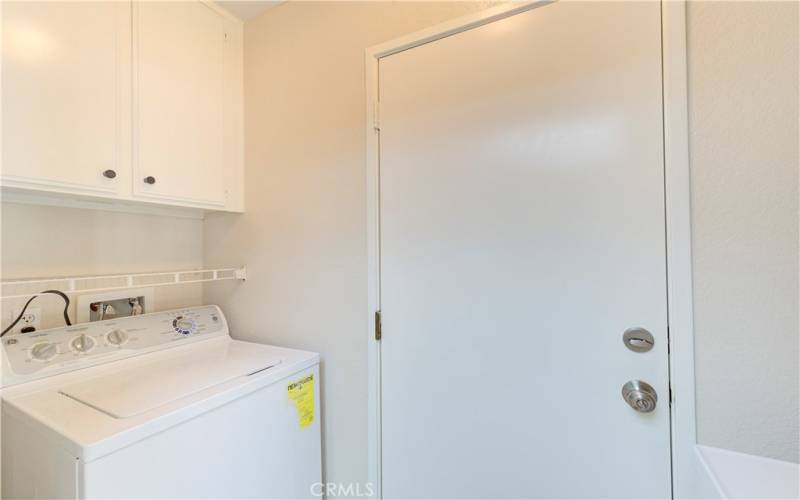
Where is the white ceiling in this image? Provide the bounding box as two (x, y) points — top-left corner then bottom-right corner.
(216, 1), (283, 21)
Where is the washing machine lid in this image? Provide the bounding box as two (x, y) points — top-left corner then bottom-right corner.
(3, 340), (319, 462)
(58, 341), (282, 418)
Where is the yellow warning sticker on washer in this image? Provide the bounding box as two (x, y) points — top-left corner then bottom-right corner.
(288, 374), (314, 430)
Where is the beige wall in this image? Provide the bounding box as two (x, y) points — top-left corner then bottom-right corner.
(203, 1), (499, 486)
(687, 1), (799, 463)
(1, 202), (205, 330)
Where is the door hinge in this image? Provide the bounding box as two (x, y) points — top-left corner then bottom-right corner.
(374, 310), (382, 341)
(373, 101), (380, 132)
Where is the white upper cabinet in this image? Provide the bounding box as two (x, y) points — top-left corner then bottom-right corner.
(1, 1), (244, 214)
(134, 1), (225, 207)
(2, 1), (131, 196)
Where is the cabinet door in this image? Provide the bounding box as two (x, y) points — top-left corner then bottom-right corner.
(1, 1), (130, 196)
(134, 1), (226, 207)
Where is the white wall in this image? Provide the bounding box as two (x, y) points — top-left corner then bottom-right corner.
(687, 1), (799, 463)
(1, 202), (205, 330)
(203, 1), (499, 487)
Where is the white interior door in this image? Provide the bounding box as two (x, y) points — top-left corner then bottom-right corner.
(378, 2), (671, 498)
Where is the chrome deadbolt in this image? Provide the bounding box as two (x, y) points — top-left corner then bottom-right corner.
(622, 380), (657, 413)
(622, 327), (654, 353)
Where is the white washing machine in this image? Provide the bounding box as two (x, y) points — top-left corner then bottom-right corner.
(1, 305), (321, 499)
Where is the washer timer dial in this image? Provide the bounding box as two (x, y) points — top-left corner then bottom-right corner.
(172, 316), (196, 335)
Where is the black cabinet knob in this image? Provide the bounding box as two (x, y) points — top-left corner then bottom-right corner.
(102, 169), (117, 179)
(143, 176), (156, 185)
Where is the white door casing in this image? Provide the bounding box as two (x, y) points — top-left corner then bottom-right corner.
(369, 1), (690, 498)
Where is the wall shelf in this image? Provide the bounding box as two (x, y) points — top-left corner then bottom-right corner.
(0, 267), (246, 300)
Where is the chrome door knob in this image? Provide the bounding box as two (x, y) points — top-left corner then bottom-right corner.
(622, 380), (657, 413)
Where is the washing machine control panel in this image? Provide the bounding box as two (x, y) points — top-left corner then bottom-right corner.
(1, 305), (228, 383)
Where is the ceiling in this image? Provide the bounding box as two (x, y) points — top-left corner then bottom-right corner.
(216, 1), (283, 21)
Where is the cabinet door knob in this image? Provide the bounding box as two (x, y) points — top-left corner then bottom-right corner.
(143, 176), (156, 185)
(103, 169), (117, 179)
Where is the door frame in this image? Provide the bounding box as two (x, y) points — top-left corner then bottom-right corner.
(364, 1), (695, 497)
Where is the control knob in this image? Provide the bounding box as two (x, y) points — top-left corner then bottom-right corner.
(105, 328), (129, 346)
(173, 316), (195, 335)
(30, 341), (57, 361)
(70, 333), (95, 353)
